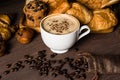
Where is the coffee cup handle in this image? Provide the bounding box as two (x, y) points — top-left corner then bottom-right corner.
(77, 25), (90, 40)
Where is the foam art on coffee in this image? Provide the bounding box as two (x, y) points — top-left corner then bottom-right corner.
(42, 15), (78, 35)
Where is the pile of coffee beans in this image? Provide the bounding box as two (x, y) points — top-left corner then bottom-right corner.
(0, 50), (89, 80)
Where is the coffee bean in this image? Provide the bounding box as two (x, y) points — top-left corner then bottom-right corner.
(29, 66), (35, 70)
(50, 60), (56, 64)
(39, 72), (43, 76)
(61, 69), (68, 75)
(64, 57), (70, 62)
(6, 63), (12, 68)
(51, 72), (58, 77)
(36, 56), (42, 60)
(17, 61), (23, 65)
(75, 74), (81, 79)
(24, 60), (29, 64)
(65, 74), (70, 78)
(69, 58), (74, 63)
(50, 53), (57, 58)
(67, 77), (73, 80)
(31, 60), (36, 64)
(81, 73), (86, 79)
(38, 50), (46, 58)
(54, 66), (61, 71)
(3, 70), (10, 75)
(58, 59), (63, 64)
(28, 56), (33, 60)
(24, 55), (30, 59)
(69, 72), (76, 77)
(14, 63), (22, 68)
(20, 65), (25, 69)
(11, 68), (19, 72)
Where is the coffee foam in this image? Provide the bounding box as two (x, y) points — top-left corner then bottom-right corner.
(42, 14), (80, 35)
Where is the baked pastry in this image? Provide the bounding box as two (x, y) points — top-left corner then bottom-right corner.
(43, 0), (67, 12)
(15, 27), (34, 44)
(76, 0), (119, 10)
(0, 14), (11, 27)
(88, 8), (118, 33)
(23, 0), (48, 32)
(0, 27), (11, 41)
(66, 2), (92, 24)
(49, 1), (70, 14)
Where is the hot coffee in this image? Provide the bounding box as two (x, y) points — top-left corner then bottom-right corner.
(42, 14), (79, 35)
(40, 14), (90, 53)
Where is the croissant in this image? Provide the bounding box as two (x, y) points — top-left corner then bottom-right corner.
(76, 0), (120, 10)
(0, 14), (11, 27)
(66, 2), (93, 24)
(0, 27), (11, 41)
(88, 8), (118, 33)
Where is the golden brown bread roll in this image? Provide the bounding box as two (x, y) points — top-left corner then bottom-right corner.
(15, 27), (34, 44)
(88, 8), (118, 33)
(76, 0), (119, 10)
(23, 0), (48, 32)
(49, 1), (70, 14)
(66, 2), (93, 24)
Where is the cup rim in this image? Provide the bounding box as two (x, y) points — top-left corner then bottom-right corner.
(40, 13), (80, 35)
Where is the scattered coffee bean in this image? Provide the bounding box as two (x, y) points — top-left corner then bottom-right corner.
(58, 59), (63, 63)
(24, 55), (30, 59)
(6, 63), (12, 68)
(20, 65), (25, 69)
(81, 73), (86, 79)
(29, 66), (35, 70)
(50, 53), (57, 58)
(38, 50), (46, 58)
(51, 72), (58, 77)
(75, 74), (81, 79)
(11, 67), (19, 72)
(1, 49), (89, 80)
(61, 69), (68, 75)
(31, 60), (36, 64)
(69, 72), (76, 77)
(3, 70), (10, 75)
(67, 77), (74, 80)
(50, 60), (56, 64)
(64, 57), (70, 62)
(24, 60), (29, 64)
(17, 61), (23, 65)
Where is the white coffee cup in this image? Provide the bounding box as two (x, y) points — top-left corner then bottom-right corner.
(40, 14), (90, 54)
